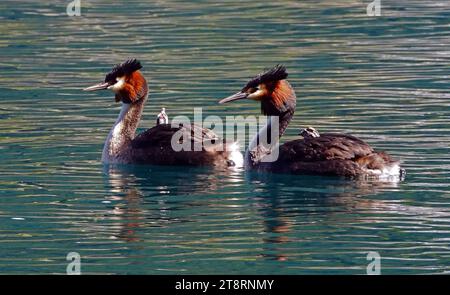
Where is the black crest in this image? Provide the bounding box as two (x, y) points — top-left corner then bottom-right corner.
(105, 58), (142, 83)
(244, 64), (288, 90)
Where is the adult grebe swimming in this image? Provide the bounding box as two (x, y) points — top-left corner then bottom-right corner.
(84, 59), (243, 167)
(219, 65), (404, 179)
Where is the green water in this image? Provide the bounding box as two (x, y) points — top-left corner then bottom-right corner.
(1, 0), (449, 274)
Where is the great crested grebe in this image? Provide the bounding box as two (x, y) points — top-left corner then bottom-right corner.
(84, 59), (243, 167)
(219, 65), (404, 179)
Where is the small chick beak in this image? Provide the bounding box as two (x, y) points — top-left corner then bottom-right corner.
(83, 82), (110, 91)
(218, 91), (248, 104)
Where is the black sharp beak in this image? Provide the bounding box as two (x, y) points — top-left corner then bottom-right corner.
(83, 82), (111, 91)
(218, 91), (248, 104)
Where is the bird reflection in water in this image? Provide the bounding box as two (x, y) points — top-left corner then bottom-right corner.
(105, 166), (145, 243)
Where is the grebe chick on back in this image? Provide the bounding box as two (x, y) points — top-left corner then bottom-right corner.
(84, 59), (243, 167)
(219, 65), (404, 179)
(156, 108), (169, 125)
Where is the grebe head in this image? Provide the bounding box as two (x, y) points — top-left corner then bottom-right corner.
(83, 58), (148, 104)
(219, 65), (296, 116)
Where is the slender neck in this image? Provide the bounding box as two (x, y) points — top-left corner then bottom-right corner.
(102, 97), (146, 162)
(245, 101), (295, 167)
